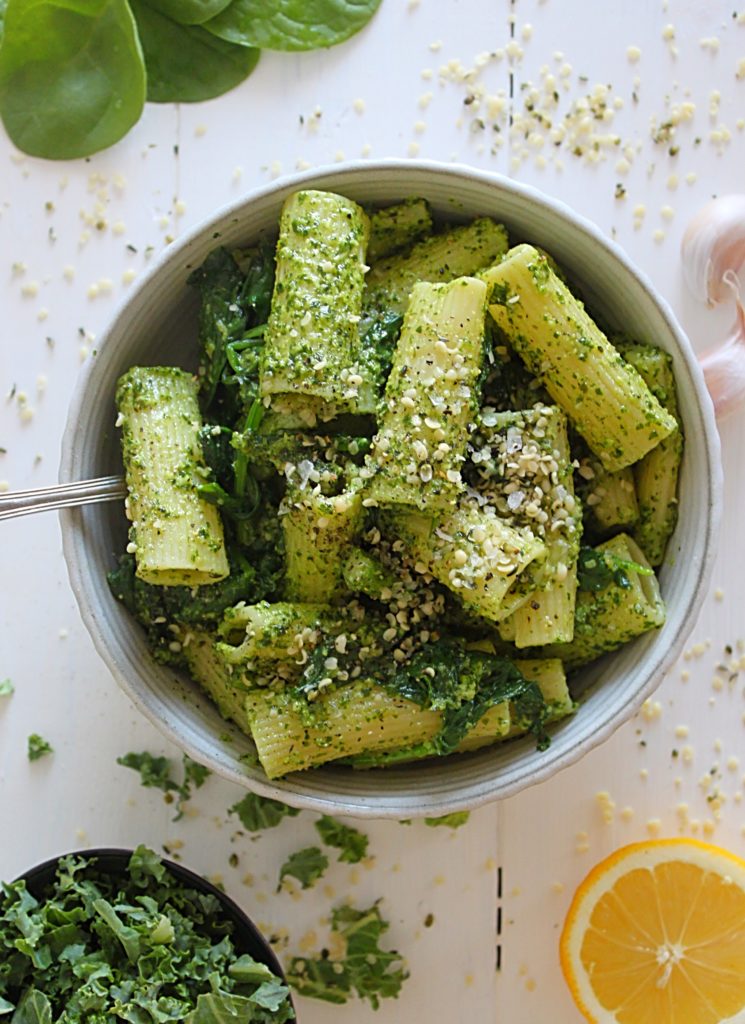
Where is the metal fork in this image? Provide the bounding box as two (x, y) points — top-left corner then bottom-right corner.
(0, 475), (127, 521)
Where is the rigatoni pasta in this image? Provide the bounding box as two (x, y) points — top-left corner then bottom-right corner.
(110, 189), (682, 781)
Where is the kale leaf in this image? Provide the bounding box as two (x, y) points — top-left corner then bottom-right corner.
(286, 902), (407, 1009)
(116, 751), (211, 821)
(27, 734), (52, 762)
(278, 847), (329, 891)
(314, 816), (369, 864)
(228, 792), (300, 831)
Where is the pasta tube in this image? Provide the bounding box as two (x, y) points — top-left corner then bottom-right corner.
(365, 216), (508, 317)
(116, 366), (229, 586)
(259, 190), (373, 418)
(619, 341), (683, 566)
(367, 197), (433, 262)
(369, 276), (487, 509)
(484, 245), (677, 471)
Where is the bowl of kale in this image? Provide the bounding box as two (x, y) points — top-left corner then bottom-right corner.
(0, 845), (294, 1020)
(59, 161), (721, 818)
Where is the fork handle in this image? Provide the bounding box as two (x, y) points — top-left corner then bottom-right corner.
(0, 475), (127, 521)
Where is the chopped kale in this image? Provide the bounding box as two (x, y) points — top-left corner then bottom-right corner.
(27, 734), (53, 762)
(278, 847), (329, 891)
(315, 816), (369, 863)
(286, 903), (407, 1008)
(116, 751), (211, 821)
(228, 792), (300, 831)
(0, 846), (294, 1021)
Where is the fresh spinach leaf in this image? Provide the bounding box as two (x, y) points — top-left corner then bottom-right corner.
(286, 903), (407, 1008)
(229, 791), (300, 831)
(141, 0), (232, 25)
(278, 847), (328, 890)
(0, 0), (146, 159)
(27, 734), (53, 762)
(204, 0), (383, 51)
(129, 0), (260, 103)
(315, 816), (369, 863)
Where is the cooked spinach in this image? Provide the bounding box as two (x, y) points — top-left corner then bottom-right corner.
(204, 0), (383, 51)
(130, 0), (260, 103)
(577, 545), (654, 593)
(0, 0), (146, 159)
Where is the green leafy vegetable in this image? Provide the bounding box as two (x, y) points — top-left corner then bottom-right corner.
(386, 640), (550, 755)
(27, 734), (52, 762)
(142, 0), (232, 25)
(117, 751), (211, 820)
(278, 847), (329, 890)
(204, 0), (383, 51)
(0, 846), (294, 1021)
(286, 903), (407, 1008)
(424, 812), (470, 829)
(0, 0), (146, 160)
(577, 545), (654, 593)
(129, 0), (260, 103)
(229, 791), (300, 831)
(315, 815), (369, 863)
(0, 678), (13, 697)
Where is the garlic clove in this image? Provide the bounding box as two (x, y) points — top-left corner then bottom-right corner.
(699, 297), (745, 420)
(681, 194), (745, 306)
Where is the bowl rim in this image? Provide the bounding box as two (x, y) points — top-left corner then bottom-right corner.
(59, 158), (723, 818)
(12, 845), (290, 987)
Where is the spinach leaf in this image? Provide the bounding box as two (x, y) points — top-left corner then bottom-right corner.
(0, 0), (145, 159)
(286, 903), (407, 1008)
(228, 792), (300, 831)
(314, 816), (369, 863)
(203, 0), (383, 52)
(577, 545), (654, 593)
(129, 0), (260, 103)
(141, 0), (232, 25)
(278, 847), (328, 890)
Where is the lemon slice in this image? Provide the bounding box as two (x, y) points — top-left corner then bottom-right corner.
(560, 838), (745, 1024)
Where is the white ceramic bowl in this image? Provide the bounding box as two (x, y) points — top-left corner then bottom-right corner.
(60, 161), (721, 819)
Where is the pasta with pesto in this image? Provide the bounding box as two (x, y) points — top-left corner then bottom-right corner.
(110, 188), (682, 780)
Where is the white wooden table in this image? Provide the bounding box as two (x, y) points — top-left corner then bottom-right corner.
(1, 3), (743, 1020)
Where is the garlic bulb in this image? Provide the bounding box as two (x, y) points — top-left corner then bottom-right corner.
(680, 194), (745, 305)
(699, 297), (745, 420)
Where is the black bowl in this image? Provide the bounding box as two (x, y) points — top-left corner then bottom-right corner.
(14, 847), (294, 1014)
